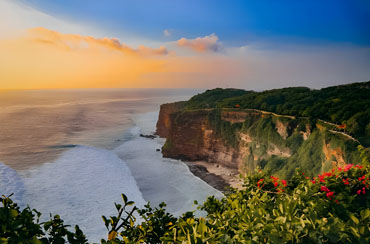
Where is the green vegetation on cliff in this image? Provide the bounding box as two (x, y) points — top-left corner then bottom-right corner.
(185, 81), (370, 145)
(158, 82), (369, 179)
(185, 88), (249, 110)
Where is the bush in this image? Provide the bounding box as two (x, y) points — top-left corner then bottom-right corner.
(2, 159), (370, 243)
(0, 195), (88, 243)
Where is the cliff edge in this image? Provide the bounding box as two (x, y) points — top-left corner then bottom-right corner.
(155, 84), (369, 178)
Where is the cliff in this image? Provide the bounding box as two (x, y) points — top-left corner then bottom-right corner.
(156, 104), (362, 178)
(156, 101), (186, 138)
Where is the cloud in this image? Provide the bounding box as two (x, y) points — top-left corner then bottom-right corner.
(163, 29), (171, 37)
(28, 27), (168, 56)
(177, 33), (224, 53)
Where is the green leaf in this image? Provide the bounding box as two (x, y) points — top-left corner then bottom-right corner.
(126, 201), (135, 206)
(279, 203), (284, 214)
(121, 194), (128, 204)
(360, 209), (370, 220)
(349, 214), (359, 225)
(114, 203), (122, 211)
(31, 236), (42, 244)
(9, 209), (18, 218)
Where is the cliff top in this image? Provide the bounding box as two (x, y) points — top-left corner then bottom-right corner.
(183, 81), (370, 145)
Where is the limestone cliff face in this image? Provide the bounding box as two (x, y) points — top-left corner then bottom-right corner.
(156, 104), (361, 177)
(155, 102), (185, 138)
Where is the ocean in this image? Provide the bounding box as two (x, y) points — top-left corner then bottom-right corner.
(0, 89), (222, 242)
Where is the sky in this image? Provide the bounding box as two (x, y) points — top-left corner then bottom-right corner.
(0, 0), (369, 90)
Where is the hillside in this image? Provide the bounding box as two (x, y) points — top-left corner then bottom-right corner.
(156, 82), (370, 179)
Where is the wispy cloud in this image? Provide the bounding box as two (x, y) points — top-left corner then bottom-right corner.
(177, 33), (223, 53)
(28, 27), (168, 56)
(163, 29), (171, 37)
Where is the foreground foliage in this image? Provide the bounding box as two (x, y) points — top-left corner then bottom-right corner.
(0, 195), (88, 243)
(2, 149), (370, 243)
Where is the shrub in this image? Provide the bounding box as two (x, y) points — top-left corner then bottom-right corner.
(2, 161), (370, 243)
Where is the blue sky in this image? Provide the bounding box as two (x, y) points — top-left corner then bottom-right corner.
(1, 0), (369, 89)
(18, 0), (370, 46)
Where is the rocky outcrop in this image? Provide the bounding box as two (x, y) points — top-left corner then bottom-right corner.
(155, 101), (185, 138)
(156, 104), (361, 178)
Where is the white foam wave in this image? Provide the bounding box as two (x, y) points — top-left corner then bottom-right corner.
(19, 146), (146, 242)
(0, 162), (24, 203)
(115, 112), (223, 216)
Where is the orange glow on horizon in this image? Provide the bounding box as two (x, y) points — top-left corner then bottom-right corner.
(0, 27), (244, 90)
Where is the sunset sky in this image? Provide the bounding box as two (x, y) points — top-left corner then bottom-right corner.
(1, 0), (369, 90)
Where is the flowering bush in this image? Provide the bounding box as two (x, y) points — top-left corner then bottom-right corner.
(2, 147), (370, 243)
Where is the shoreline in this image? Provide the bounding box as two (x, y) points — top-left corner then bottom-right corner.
(183, 160), (244, 193)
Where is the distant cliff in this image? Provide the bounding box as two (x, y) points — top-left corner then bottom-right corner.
(156, 84), (369, 178)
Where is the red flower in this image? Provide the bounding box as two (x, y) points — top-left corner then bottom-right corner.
(257, 179), (264, 188)
(355, 164), (364, 169)
(281, 180), (287, 187)
(357, 190), (362, 195)
(310, 180), (316, 184)
(321, 186), (330, 192)
(274, 182), (279, 187)
(343, 164), (353, 172)
(342, 178), (349, 185)
(326, 191), (334, 198)
(270, 176), (279, 181)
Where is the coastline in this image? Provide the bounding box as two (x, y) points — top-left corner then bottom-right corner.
(183, 160), (244, 193)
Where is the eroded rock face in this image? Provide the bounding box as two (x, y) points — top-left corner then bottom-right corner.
(156, 103), (359, 177)
(322, 142), (346, 167)
(275, 120), (289, 139)
(156, 102), (185, 138)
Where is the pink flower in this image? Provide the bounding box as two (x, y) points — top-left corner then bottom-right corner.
(357, 190), (362, 195)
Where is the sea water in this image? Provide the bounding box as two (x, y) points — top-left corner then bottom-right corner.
(0, 89), (222, 242)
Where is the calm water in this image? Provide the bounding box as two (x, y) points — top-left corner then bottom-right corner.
(0, 89), (192, 169)
(0, 89), (223, 241)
